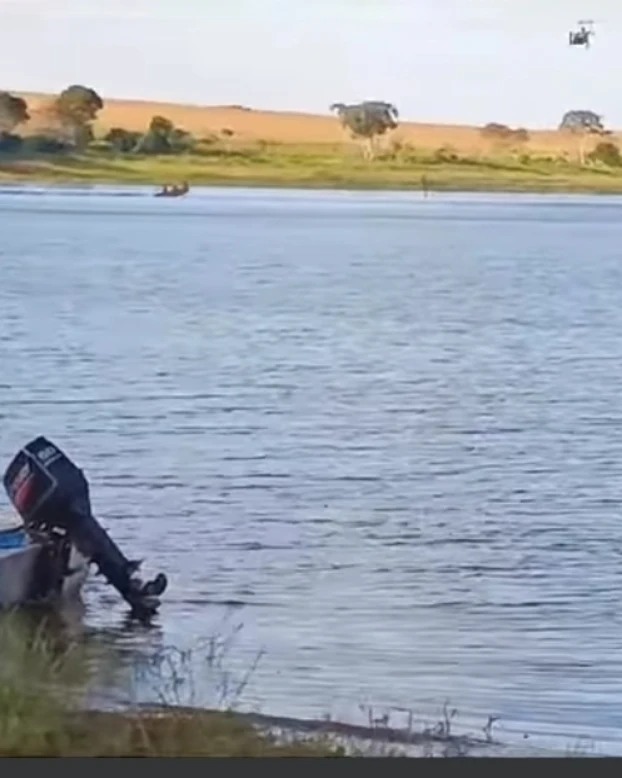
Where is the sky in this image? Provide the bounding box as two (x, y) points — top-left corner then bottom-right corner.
(0, 0), (621, 128)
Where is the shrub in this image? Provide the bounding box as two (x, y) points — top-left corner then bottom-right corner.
(21, 135), (71, 154)
(481, 122), (513, 139)
(104, 127), (142, 153)
(480, 123), (530, 145)
(433, 145), (458, 163)
(0, 133), (23, 153)
(588, 140), (622, 167)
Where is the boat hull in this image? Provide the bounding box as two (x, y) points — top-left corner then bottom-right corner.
(0, 546), (43, 609)
(0, 529), (89, 610)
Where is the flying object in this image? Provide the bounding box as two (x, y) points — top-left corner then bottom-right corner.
(569, 20), (595, 48)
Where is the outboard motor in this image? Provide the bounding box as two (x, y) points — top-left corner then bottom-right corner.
(3, 436), (167, 621)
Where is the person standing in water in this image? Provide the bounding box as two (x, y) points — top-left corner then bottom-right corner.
(421, 174), (430, 198)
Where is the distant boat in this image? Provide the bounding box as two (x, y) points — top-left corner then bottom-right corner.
(155, 182), (189, 198)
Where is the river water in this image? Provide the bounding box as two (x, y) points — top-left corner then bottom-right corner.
(0, 185), (621, 755)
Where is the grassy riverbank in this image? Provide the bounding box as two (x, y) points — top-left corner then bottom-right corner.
(0, 613), (570, 757)
(3, 145), (622, 194)
(0, 612), (492, 757)
(0, 615), (341, 757)
(1, 705), (343, 757)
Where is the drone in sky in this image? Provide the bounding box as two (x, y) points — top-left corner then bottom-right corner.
(568, 20), (595, 48)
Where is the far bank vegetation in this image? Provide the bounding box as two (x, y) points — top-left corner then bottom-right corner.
(0, 86), (621, 177)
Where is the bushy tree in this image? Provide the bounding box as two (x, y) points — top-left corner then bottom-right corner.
(104, 127), (142, 153)
(330, 100), (399, 159)
(168, 128), (195, 153)
(480, 122), (530, 156)
(221, 127), (234, 152)
(0, 92), (29, 133)
(54, 84), (104, 149)
(134, 115), (174, 154)
(559, 109), (608, 165)
(135, 115), (194, 154)
(481, 123), (529, 143)
(559, 110), (604, 133)
(588, 140), (622, 167)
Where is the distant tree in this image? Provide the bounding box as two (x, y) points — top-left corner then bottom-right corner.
(559, 109), (604, 133)
(481, 122), (512, 138)
(330, 100), (399, 159)
(135, 115), (194, 154)
(149, 115), (174, 137)
(480, 122), (530, 155)
(169, 128), (195, 153)
(588, 140), (622, 167)
(0, 92), (29, 134)
(481, 123), (529, 143)
(54, 84), (104, 149)
(221, 127), (234, 152)
(559, 110), (609, 165)
(104, 127), (142, 153)
(134, 115), (175, 154)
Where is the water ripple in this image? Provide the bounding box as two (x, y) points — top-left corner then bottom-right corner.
(1, 187), (622, 755)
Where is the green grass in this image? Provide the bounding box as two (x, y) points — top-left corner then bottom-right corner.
(1, 706), (344, 757)
(0, 613), (342, 757)
(2, 143), (622, 193)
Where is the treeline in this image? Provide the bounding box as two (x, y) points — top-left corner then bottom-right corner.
(2, 86), (622, 169)
(0, 86), (213, 156)
(330, 101), (622, 167)
(0, 86), (103, 154)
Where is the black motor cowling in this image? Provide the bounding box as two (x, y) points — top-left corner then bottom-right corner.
(3, 436), (167, 620)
